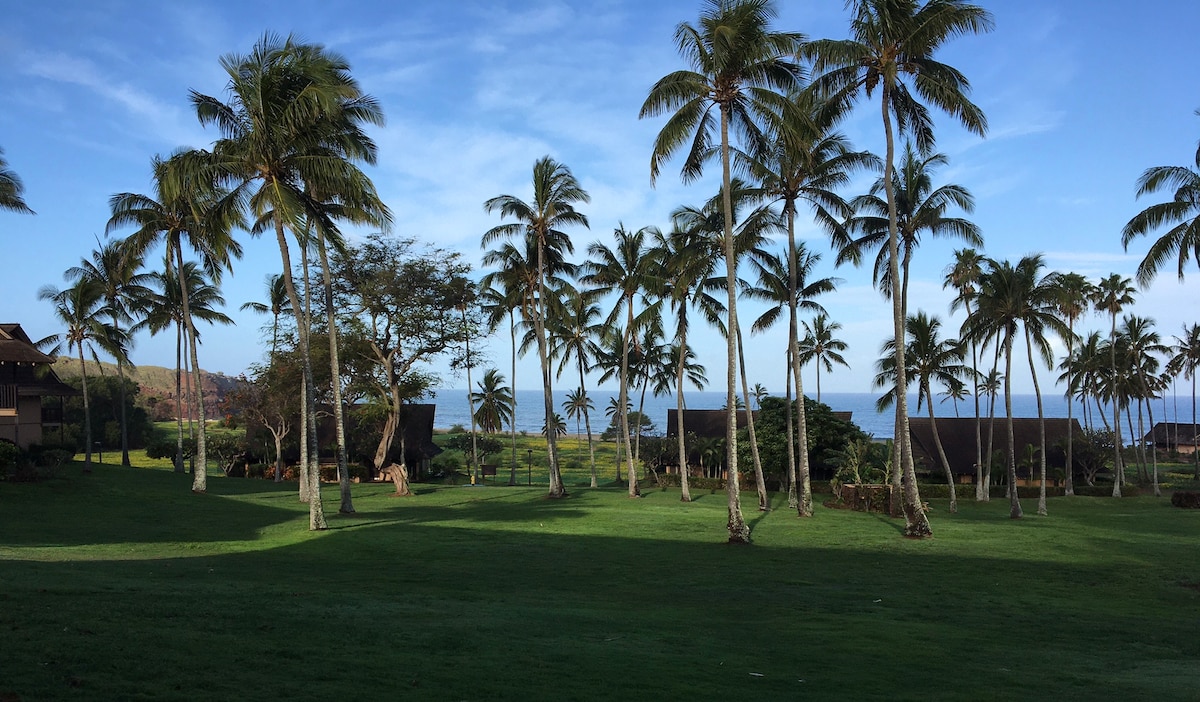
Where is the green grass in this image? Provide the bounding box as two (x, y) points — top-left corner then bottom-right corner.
(2, 464), (1198, 701)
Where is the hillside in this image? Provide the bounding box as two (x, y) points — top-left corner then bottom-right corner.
(53, 358), (243, 419)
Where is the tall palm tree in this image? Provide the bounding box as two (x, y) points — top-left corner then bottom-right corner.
(472, 369), (514, 435)
(549, 282), (603, 488)
(108, 153), (243, 492)
(1119, 315), (1167, 496)
(1167, 323), (1200, 479)
(944, 247), (986, 498)
(579, 224), (664, 498)
(807, 0), (993, 538)
(642, 0), (802, 543)
(135, 262), (234, 474)
(876, 311), (967, 511)
(0, 147), (34, 215)
(38, 279), (125, 472)
(65, 239), (151, 467)
(483, 157), (589, 499)
(1121, 113), (1200, 285)
(1049, 272), (1094, 496)
(741, 86), (877, 514)
(797, 314), (850, 403)
(1094, 273), (1136, 497)
(190, 34), (390, 529)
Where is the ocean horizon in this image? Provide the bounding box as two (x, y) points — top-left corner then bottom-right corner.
(423, 388), (1185, 440)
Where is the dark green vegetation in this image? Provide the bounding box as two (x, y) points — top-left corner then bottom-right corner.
(2, 465), (1198, 701)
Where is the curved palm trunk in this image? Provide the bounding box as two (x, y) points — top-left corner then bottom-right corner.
(620, 304), (638, 497)
(274, 217), (326, 530)
(881, 89), (929, 537)
(676, 325), (691, 502)
(535, 237), (565, 499)
(578, 358), (597, 489)
(175, 244), (208, 493)
(1024, 327), (1048, 516)
(317, 230), (354, 514)
(785, 207), (812, 517)
(784, 347), (798, 510)
(924, 382), (957, 512)
(1003, 329), (1023, 518)
(720, 104), (748, 543)
(736, 325), (768, 511)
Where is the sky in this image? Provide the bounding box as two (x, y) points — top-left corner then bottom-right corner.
(2, 0), (1199, 397)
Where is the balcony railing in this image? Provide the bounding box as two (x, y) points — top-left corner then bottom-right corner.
(0, 385), (15, 414)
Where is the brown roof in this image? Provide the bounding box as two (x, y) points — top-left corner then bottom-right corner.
(0, 324), (55, 365)
(665, 409), (754, 438)
(1142, 422), (1200, 446)
(908, 416), (1083, 475)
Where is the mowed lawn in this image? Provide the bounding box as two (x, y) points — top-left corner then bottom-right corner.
(1, 466), (1198, 701)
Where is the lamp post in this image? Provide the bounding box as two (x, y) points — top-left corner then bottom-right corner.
(527, 449), (532, 486)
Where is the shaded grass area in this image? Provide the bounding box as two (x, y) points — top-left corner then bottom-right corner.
(2, 465), (1198, 701)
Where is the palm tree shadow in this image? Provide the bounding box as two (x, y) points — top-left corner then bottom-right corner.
(870, 511), (905, 535)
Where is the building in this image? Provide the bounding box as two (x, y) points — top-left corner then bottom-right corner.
(908, 416), (1083, 485)
(1141, 422), (1200, 455)
(0, 324), (78, 448)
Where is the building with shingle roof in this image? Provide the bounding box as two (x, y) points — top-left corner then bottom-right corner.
(0, 324), (78, 448)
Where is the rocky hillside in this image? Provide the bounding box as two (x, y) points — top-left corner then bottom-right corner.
(53, 358), (243, 420)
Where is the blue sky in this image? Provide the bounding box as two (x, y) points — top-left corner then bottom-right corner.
(2, 0), (1198, 397)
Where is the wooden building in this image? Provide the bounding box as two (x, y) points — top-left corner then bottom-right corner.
(1141, 422), (1200, 455)
(0, 324), (78, 448)
(908, 416), (1083, 485)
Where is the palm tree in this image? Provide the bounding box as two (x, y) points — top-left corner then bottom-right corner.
(1121, 113), (1200, 285)
(240, 274), (290, 362)
(472, 369), (514, 435)
(807, 0), (993, 538)
(945, 247), (986, 498)
(1167, 324), (1200, 479)
(107, 153), (243, 493)
(549, 283), (603, 488)
(876, 311), (968, 511)
(190, 34), (390, 529)
(542, 413), (567, 439)
(1094, 273), (1137, 496)
(1119, 315), (1168, 495)
(483, 157), (589, 499)
(136, 262), (234, 474)
(0, 147), (34, 215)
(65, 239), (151, 467)
(579, 224), (664, 498)
(38, 279), (124, 472)
(562, 388), (595, 478)
(797, 314), (850, 403)
(1049, 272), (1094, 496)
(642, 0), (802, 543)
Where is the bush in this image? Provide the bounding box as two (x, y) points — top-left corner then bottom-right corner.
(1171, 491), (1200, 509)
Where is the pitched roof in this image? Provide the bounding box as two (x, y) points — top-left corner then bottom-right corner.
(908, 416), (1083, 475)
(1142, 422), (1200, 445)
(0, 324), (55, 365)
(665, 409), (754, 438)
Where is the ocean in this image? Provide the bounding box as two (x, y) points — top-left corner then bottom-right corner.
(423, 388), (1172, 440)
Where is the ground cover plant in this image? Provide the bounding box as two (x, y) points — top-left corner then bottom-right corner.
(3, 463), (1199, 701)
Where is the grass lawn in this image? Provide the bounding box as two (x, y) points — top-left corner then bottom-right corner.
(2, 463), (1198, 701)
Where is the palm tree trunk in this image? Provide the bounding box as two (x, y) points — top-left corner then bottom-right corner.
(317, 229), (354, 514)
(464, 308), (480, 484)
(1147, 395), (1160, 497)
(1025, 327), (1048, 516)
(1110, 313), (1123, 497)
(720, 103), (748, 543)
(925, 382), (956, 512)
(274, 217), (326, 529)
(173, 316), (184, 474)
(1064, 320), (1076, 496)
(784, 347), (798, 510)
(78, 346), (93, 472)
(881, 88), (928, 536)
(579, 358), (597, 489)
(967, 300), (984, 500)
(736, 325), (768, 511)
(509, 311), (519, 486)
(676, 326), (691, 502)
(1004, 329), (1023, 518)
(174, 244), (208, 493)
(785, 206), (812, 517)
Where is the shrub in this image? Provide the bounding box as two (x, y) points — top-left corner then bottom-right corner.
(1171, 491), (1200, 509)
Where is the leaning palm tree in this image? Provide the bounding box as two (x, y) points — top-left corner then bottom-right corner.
(642, 0), (802, 543)
(483, 157), (589, 499)
(1167, 323), (1200, 480)
(579, 224), (664, 498)
(38, 279), (125, 472)
(807, 0), (993, 538)
(108, 153), (243, 493)
(1121, 112), (1200, 285)
(1093, 273), (1137, 496)
(0, 147), (34, 215)
(797, 313), (850, 403)
(65, 239), (151, 467)
(945, 247), (986, 498)
(190, 34), (391, 529)
(1049, 271), (1094, 496)
(876, 310), (968, 512)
